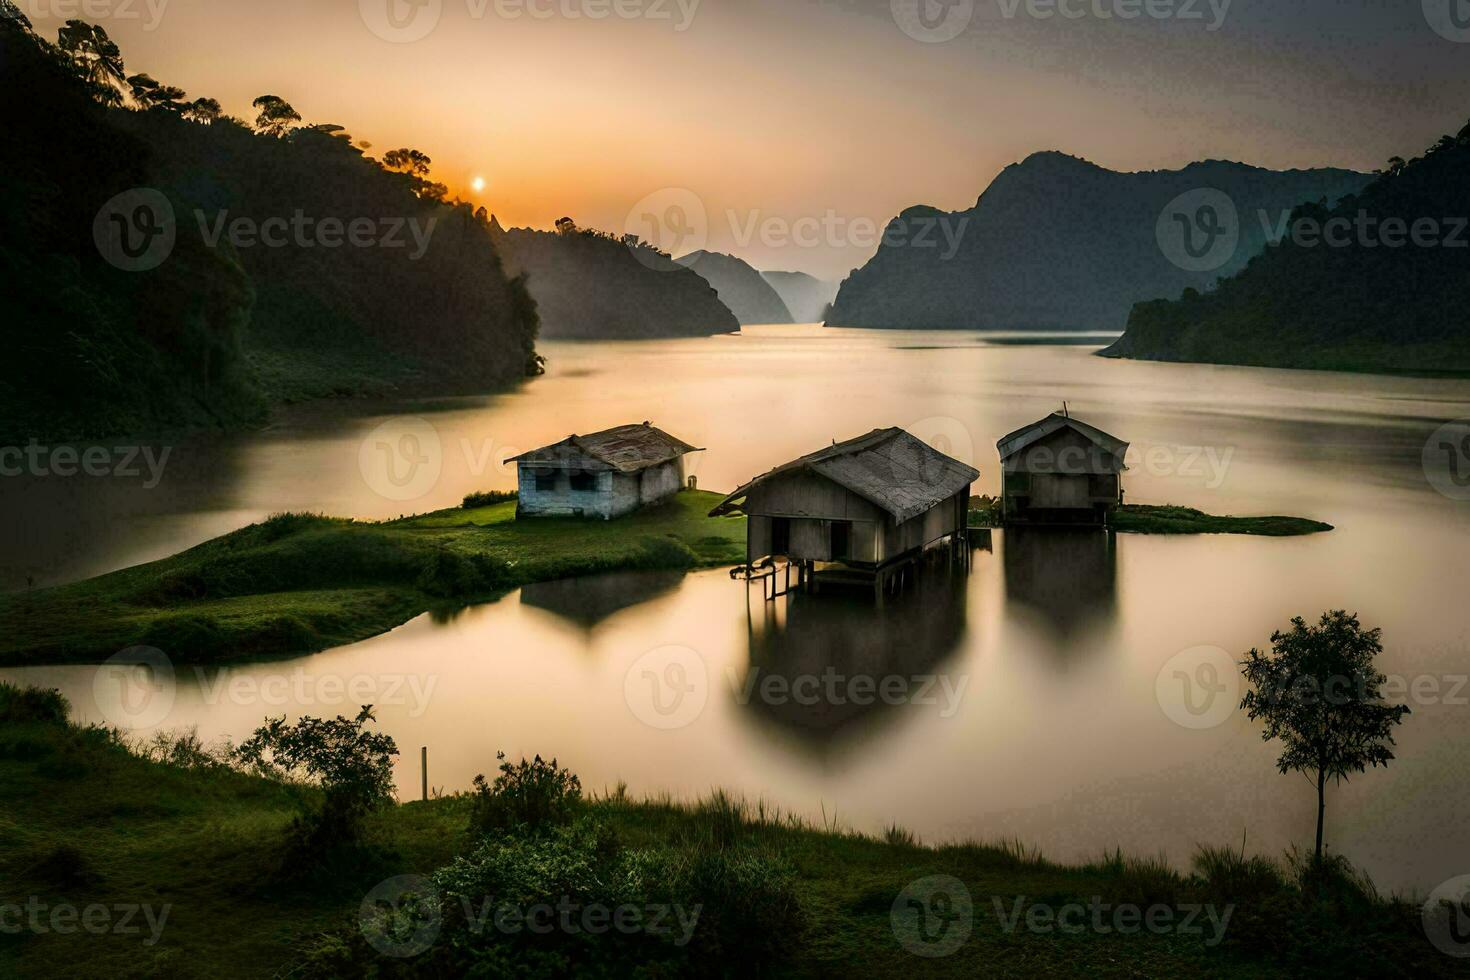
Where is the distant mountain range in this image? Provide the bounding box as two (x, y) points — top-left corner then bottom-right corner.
(761, 270), (839, 323)
(491, 223), (738, 340)
(1106, 120), (1470, 373)
(677, 250), (794, 325)
(827, 152), (1371, 331)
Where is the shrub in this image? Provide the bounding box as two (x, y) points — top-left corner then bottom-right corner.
(234, 707), (398, 851)
(416, 549), (508, 598)
(0, 683), (69, 725)
(141, 613), (223, 658)
(462, 490), (517, 509)
(468, 752), (582, 838)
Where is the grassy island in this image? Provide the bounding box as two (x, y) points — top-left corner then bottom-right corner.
(0, 490), (745, 667)
(1109, 505), (1334, 537)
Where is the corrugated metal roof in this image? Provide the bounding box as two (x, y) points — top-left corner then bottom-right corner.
(511, 424), (702, 473)
(996, 414), (1129, 464)
(711, 428), (979, 524)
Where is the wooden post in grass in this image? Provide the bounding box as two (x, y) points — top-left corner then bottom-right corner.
(421, 746), (428, 802)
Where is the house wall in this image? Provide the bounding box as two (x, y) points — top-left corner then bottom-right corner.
(638, 459), (684, 507)
(1001, 427), (1124, 522)
(743, 473), (964, 566)
(518, 465), (616, 518)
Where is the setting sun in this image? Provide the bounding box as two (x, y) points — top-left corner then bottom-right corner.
(471, 176), (486, 193)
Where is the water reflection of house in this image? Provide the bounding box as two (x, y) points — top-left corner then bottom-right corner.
(996, 411), (1128, 526)
(520, 569), (686, 629)
(709, 428), (978, 601)
(511, 423), (702, 520)
(741, 572), (968, 743)
(1003, 527), (1117, 640)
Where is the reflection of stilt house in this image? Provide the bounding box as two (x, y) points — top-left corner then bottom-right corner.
(996, 412), (1128, 526)
(709, 428), (978, 602)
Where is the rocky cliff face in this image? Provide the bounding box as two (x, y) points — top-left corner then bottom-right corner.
(827, 152), (1371, 331)
(492, 225), (739, 340)
(761, 270), (839, 324)
(677, 250), (794, 325)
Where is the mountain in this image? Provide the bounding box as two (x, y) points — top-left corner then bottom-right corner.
(0, 18), (539, 443)
(761, 270), (839, 323)
(826, 152), (1372, 331)
(677, 250), (794, 325)
(1105, 121), (1470, 373)
(490, 223), (738, 340)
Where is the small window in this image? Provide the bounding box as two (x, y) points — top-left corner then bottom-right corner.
(569, 472), (598, 493)
(534, 471), (557, 493)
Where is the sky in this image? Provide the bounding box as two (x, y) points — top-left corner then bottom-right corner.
(24, 0), (1470, 279)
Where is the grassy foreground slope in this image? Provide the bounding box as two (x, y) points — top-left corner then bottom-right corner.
(0, 692), (1448, 978)
(0, 491), (744, 667)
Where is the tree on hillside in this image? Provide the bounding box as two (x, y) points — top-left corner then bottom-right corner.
(57, 20), (125, 105)
(383, 147), (432, 176)
(252, 94), (300, 137)
(555, 216), (577, 235)
(0, 0), (32, 32)
(182, 97), (222, 125)
(127, 72), (186, 112)
(1240, 611), (1410, 865)
(308, 122), (351, 141)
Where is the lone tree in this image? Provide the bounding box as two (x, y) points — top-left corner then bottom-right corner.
(252, 94), (300, 137)
(182, 97), (222, 125)
(127, 73), (186, 112)
(57, 20), (126, 105)
(1240, 611), (1410, 865)
(382, 147), (432, 176)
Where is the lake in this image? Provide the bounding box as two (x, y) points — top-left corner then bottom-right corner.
(4, 325), (1470, 895)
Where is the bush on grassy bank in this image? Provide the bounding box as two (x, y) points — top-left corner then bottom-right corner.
(463, 490), (518, 509)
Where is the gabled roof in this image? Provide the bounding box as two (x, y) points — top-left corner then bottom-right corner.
(511, 424), (702, 473)
(996, 413), (1129, 464)
(710, 428), (979, 524)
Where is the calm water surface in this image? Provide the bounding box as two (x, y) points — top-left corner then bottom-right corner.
(5, 325), (1470, 895)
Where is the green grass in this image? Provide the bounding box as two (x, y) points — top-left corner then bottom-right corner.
(1110, 505), (1333, 537)
(0, 490), (746, 666)
(0, 698), (1448, 978)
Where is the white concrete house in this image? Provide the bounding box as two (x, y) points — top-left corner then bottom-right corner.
(511, 423), (702, 520)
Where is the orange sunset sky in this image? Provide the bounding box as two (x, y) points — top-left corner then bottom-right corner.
(26, 0), (1470, 279)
